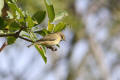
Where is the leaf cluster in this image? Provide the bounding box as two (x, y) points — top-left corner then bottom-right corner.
(0, 0), (68, 63)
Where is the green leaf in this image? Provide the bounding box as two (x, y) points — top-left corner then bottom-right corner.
(35, 45), (47, 63)
(26, 15), (34, 28)
(54, 11), (68, 22)
(0, 17), (7, 29)
(44, 0), (55, 22)
(53, 22), (66, 32)
(22, 34), (31, 39)
(0, 0), (4, 16)
(9, 21), (20, 31)
(17, 18), (26, 26)
(35, 29), (50, 36)
(47, 21), (54, 32)
(29, 32), (47, 64)
(7, 2), (24, 18)
(32, 11), (46, 24)
(7, 36), (16, 45)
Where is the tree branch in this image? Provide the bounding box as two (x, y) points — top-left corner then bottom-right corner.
(0, 33), (34, 43)
(0, 33), (15, 37)
(0, 26), (25, 37)
(0, 26), (34, 43)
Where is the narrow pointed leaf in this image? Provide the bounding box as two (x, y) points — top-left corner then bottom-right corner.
(7, 2), (24, 18)
(35, 45), (47, 63)
(54, 11), (68, 22)
(53, 22), (66, 32)
(44, 0), (55, 22)
(26, 15), (34, 28)
(32, 10), (46, 24)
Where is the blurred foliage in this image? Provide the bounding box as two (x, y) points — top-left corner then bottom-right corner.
(108, 0), (120, 36)
(0, 0), (4, 16)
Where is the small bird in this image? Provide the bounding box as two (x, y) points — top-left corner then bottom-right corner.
(28, 32), (65, 47)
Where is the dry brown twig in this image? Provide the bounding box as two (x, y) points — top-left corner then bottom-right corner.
(0, 41), (7, 52)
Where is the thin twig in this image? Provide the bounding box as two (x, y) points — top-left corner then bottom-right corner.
(0, 41), (7, 52)
(18, 36), (34, 43)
